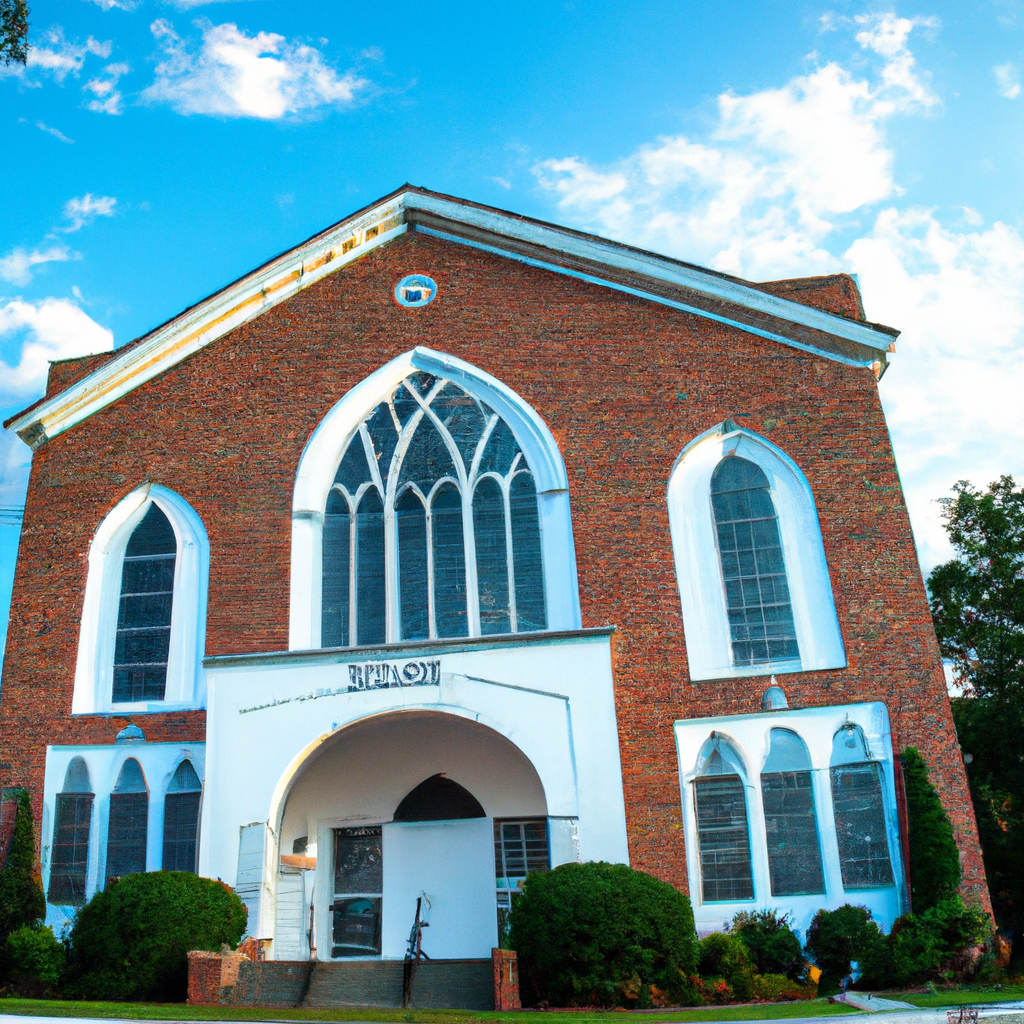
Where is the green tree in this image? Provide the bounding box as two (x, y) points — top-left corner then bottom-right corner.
(902, 747), (961, 911)
(0, 790), (46, 946)
(1, 0), (28, 66)
(928, 476), (1024, 940)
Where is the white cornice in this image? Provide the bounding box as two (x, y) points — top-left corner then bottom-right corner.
(8, 187), (898, 449)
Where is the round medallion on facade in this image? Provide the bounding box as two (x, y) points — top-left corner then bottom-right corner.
(395, 274), (437, 308)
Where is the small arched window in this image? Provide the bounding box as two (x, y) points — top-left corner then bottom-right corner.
(711, 457), (798, 668)
(163, 760), (202, 872)
(321, 372), (546, 646)
(393, 774), (486, 821)
(106, 758), (148, 885)
(113, 505), (177, 703)
(830, 725), (894, 888)
(49, 757), (93, 906)
(760, 729), (824, 896)
(693, 739), (753, 902)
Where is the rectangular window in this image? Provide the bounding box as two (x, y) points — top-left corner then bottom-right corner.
(831, 762), (895, 888)
(494, 819), (549, 911)
(331, 826), (382, 957)
(761, 771), (825, 896)
(694, 775), (754, 902)
(163, 791), (200, 872)
(48, 794), (93, 906)
(106, 791), (148, 884)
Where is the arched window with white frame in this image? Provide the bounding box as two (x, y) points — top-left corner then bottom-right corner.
(668, 422), (845, 682)
(72, 484), (209, 714)
(292, 348), (578, 650)
(48, 757), (93, 907)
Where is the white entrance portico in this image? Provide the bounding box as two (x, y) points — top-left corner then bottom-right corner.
(200, 627), (628, 961)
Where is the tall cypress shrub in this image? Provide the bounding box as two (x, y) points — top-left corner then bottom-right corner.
(0, 789), (46, 945)
(902, 747), (961, 911)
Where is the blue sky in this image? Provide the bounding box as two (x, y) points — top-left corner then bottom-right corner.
(3, 0), (1024, 666)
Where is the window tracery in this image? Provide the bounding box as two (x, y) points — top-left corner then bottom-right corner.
(321, 371), (546, 646)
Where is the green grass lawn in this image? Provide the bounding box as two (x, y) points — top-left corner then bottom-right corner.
(887, 985), (1024, 1008)
(0, 998), (862, 1023)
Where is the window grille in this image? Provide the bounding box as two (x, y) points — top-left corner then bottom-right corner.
(332, 826), (383, 958)
(494, 819), (549, 911)
(163, 760), (201, 872)
(106, 758), (148, 885)
(694, 749), (754, 901)
(831, 762), (894, 888)
(321, 372), (547, 646)
(113, 504), (177, 701)
(760, 729), (824, 896)
(711, 457), (798, 667)
(48, 758), (93, 906)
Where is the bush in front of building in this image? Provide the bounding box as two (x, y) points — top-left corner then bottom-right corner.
(1, 925), (65, 997)
(508, 861), (698, 1007)
(804, 904), (888, 993)
(730, 910), (806, 981)
(63, 871), (247, 1002)
(696, 931), (755, 1002)
(902, 747), (962, 912)
(0, 790), (46, 947)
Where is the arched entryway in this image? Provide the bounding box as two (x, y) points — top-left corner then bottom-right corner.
(275, 709), (547, 961)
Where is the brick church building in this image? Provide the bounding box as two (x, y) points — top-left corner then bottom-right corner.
(0, 186), (987, 961)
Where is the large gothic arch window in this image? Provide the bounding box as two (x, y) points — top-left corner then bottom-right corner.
(321, 371), (547, 646)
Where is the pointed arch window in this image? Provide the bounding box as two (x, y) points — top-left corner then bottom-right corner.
(163, 760), (201, 872)
(321, 372), (547, 646)
(830, 725), (895, 888)
(113, 504), (177, 702)
(49, 757), (93, 906)
(106, 758), (148, 885)
(693, 740), (753, 902)
(760, 729), (824, 896)
(711, 457), (798, 668)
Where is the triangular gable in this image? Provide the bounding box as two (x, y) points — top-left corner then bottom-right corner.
(8, 185), (898, 450)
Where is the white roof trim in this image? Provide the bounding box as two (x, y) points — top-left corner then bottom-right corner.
(9, 188), (895, 449)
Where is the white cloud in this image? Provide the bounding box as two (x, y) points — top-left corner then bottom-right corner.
(0, 298), (114, 402)
(62, 193), (118, 232)
(34, 120), (75, 143)
(84, 62), (130, 113)
(995, 62), (1020, 99)
(0, 245), (74, 286)
(0, 27), (112, 83)
(85, 0), (140, 9)
(534, 13), (1024, 573)
(141, 19), (370, 119)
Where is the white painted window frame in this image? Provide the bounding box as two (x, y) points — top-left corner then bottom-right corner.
(72, 483), (209, 714)
(674, 702), (908, 936)
(667, 422), (845, 682)
(291, 347), (581, 650)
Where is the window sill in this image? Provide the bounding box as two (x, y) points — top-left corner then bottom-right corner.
(71, 703), (205, 717)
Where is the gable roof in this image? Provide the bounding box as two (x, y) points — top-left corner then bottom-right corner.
(7, 184), (898, 450)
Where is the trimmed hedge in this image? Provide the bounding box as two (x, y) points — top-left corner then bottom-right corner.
(63, 871), (247, 1002)
(731, 910), (805, 981)
(1, 925), (64, 997)
(508, 861), (698, 1007)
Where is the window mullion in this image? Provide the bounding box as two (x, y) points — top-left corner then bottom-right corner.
(504, 477), (518, 632)
(426, 503), (437, 639)
(464, 484), (481, 637)
(347, 494), (357, 646)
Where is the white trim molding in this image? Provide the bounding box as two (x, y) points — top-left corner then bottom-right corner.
(290, 348), (580, 650)
(8, 187), (898, 451)
(668, 423), (845, 682)
(72, 483), (210, 714)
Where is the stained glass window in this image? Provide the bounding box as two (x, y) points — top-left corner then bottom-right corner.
(711, 457), (799, 667)
(321, 372), (547, 646)
(113, 504), (176, 702)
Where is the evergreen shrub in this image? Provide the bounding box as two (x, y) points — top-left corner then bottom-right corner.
(804, 905), (887, 993)
(731, 910), (805, 980)
(508, 861), (698, 1007)
(1, 925), (64, 997)
(885, 895), (990, 985)
(63, 871), (247, 1002)
(0, 790), (46, 946)
(902, 747), (962, 911)
(696, 932), (754, 1002)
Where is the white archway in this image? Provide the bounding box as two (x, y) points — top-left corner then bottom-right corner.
(667, 422), (846, 682)
(72, 482), (209, 713)
(289, 347), (580, 649)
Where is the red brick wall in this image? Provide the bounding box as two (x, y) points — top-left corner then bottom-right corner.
(0, 230), (988, 911)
